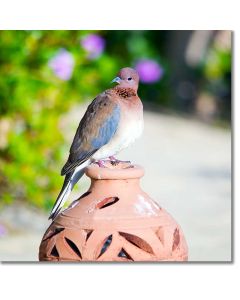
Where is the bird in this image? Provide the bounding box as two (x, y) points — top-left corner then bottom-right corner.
(49, 67), (144, 220)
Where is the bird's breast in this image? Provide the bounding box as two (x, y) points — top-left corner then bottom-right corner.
(115, 109), (144, 148)
(92, 102), (143, 160)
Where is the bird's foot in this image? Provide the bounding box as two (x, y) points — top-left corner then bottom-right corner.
(95, 160), (107, 168)
(109, 156), (131, 166)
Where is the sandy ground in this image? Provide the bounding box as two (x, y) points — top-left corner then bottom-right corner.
(0, 107), (231, 262)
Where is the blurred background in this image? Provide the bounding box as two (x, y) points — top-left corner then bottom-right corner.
(0, 30), (231, 261)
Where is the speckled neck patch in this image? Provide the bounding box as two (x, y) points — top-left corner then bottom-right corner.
(115, 88), (136, 98)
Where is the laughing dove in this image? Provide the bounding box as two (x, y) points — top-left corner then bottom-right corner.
(49, 67), (144, 219)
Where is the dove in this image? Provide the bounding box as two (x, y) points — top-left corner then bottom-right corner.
(49, 67), (144, 220)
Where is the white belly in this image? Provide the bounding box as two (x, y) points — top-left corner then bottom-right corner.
(92, 116), (144, 161)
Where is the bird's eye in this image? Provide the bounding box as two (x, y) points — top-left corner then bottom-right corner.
(127, 77), (132, 81)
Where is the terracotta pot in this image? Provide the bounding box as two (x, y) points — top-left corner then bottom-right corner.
(39, 162), (188, 261)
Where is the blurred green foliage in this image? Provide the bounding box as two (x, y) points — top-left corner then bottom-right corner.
(0, 30), (117, 210)
(0, 30), (231, 210)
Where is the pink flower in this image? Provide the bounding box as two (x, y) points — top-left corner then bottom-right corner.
(0, 224), (7, 237)
(135, 59), (164, 83)
(48, 49), (75, 80)
(81, 34), (105, 59)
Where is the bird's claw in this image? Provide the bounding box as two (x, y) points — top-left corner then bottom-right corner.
(110, 160), (119, 166)
(109, 156), (131, 165)
(95, 158), (132, 168)
(95, 160), (107, 168)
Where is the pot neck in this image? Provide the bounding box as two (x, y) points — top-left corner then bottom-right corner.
(89, 177), (141, 192)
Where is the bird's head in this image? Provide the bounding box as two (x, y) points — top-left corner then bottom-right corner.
(111, 67), (139, 91)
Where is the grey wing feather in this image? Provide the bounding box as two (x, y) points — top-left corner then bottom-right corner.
(61, 149), (97, 176)
(61, 93), (120, 176)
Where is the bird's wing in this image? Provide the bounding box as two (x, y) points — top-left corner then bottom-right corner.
(61, 93), (120, 175)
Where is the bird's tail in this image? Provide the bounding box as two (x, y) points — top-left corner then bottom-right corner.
(48, 160), (90, 220)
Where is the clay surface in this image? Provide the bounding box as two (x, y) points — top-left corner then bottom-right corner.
(39, 162), (188, 261)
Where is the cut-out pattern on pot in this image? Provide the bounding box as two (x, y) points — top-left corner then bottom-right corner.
(39, 162), (188, 261)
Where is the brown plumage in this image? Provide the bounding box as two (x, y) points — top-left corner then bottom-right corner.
(49, 67), (143, 220)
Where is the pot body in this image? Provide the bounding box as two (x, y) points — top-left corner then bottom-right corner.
(39, 163), (188, 261)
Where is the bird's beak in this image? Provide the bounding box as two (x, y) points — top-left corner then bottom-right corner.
(111, 76), (121, 84)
